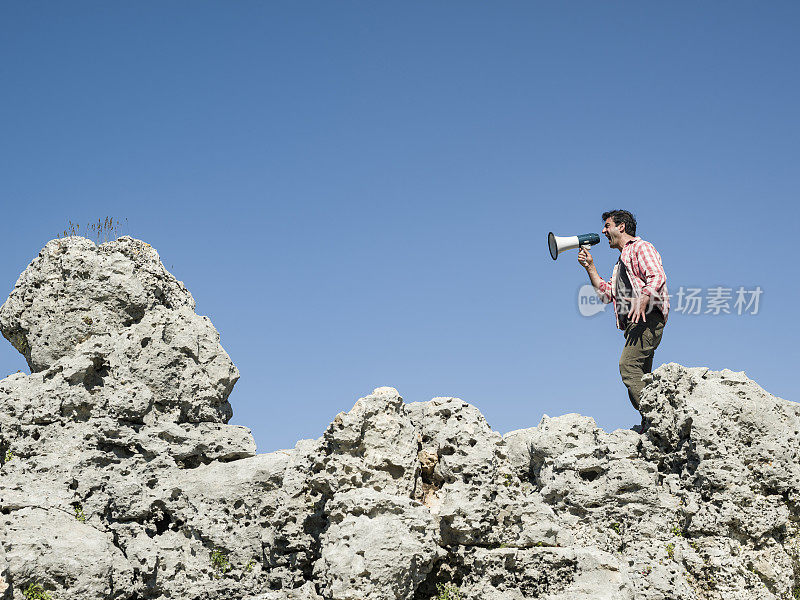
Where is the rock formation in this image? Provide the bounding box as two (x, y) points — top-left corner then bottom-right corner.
(0, 236), (797, 600)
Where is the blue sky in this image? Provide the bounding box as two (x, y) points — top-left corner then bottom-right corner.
(2, 2), (798, 452)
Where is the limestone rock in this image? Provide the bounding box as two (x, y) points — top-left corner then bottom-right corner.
(0, 507), (132, 599)
(0, 238), (798, 600)
(408, 398), (568, 549)
(314, 489), (443, 600)
(0, 237), (193, 373)
(418, 546), (634, 600)
(319, 386), (419, 498)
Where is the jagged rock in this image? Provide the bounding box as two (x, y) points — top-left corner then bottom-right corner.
(0, 507), (133, 599)
(408, 398), (569, 549)
(0, 237), (194, 373)
(247, 581), (322, 599)
(319, 386), (419, 498)
(314, 489), (443, 600)
(0, 237), (798, 600)
(637, 364), (800, 598)
(421, 546), (634, 600)
(0, 543), (11, 598)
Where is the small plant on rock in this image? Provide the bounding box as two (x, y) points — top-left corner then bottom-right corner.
(58, 217), (128, 244)
(610, 522), (622, 535)
(244, 559), (256, 572)
(23, 582), (52, 600)
(671, 524), (683, 537)
(435, 583), (462, 600)
(3, 449), (12, 464)
(59, 220), (81, 238)
(666, 543), (675, 560)
(73, 504), (86, 523)
(210, 548), (231, 578)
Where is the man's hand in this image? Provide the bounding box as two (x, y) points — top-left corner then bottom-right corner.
(627, 295), (650, 324)
(577, 247), (594, 270)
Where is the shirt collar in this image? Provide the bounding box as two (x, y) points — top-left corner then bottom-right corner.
(619, 237), (641, 260)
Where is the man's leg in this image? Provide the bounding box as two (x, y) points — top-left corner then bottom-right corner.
(619, 314), (664, 410)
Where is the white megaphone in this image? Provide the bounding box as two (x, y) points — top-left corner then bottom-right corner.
(548, 232), (601, 260)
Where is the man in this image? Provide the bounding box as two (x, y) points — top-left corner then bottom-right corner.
(578, 210), (669, 410)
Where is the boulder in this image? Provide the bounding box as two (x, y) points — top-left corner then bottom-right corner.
(0, 238), (798, 600)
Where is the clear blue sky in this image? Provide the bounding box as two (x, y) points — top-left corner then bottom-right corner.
(2, 2), (798, 452)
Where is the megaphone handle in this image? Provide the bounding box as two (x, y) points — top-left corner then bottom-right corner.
(578, 244), (591, 266)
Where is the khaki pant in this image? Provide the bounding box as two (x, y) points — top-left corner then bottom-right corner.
(619, 310), (665, 410)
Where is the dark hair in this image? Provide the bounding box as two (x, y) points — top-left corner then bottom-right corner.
(601, 210), (637, 237)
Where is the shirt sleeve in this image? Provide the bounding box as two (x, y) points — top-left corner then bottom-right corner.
(636, 241), (666, 297)
(595, 277), (613, 304)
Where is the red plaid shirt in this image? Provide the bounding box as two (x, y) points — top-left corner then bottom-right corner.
(596, 237), (669, 330)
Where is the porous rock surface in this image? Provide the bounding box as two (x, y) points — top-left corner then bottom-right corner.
(0, 237), (798, 600)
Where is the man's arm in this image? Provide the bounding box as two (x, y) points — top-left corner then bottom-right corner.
(577, 247), (612, 303)
(637, 241), (667, 299)
(628, 241), (666, 323)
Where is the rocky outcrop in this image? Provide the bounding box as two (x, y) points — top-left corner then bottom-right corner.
(0, 237), (798, 600)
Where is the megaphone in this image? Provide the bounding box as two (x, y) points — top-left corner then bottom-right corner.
(548, 232), (601, 260)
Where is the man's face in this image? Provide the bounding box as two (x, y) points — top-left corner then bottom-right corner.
(602, 218), (624, 248)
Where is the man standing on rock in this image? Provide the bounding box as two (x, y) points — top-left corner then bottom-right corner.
(578, 210), (669, 410)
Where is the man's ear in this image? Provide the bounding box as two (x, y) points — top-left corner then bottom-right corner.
(617, 221), (625, 235)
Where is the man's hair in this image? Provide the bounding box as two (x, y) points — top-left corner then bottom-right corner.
(602, 210), (637, 237)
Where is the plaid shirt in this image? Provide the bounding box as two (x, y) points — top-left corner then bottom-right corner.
(595, 237), (669, 330)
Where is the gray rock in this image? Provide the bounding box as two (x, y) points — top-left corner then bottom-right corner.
(432, 546), (634, 600)
(314, 489), (443, 600)
(0, 237), (193, 373)
(409, 397), (568, 549)
(0, 507), (132, 599)
(246, 581), (322, 599)
(0, 238), (798, 600)
(319, 386), (419, 498)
